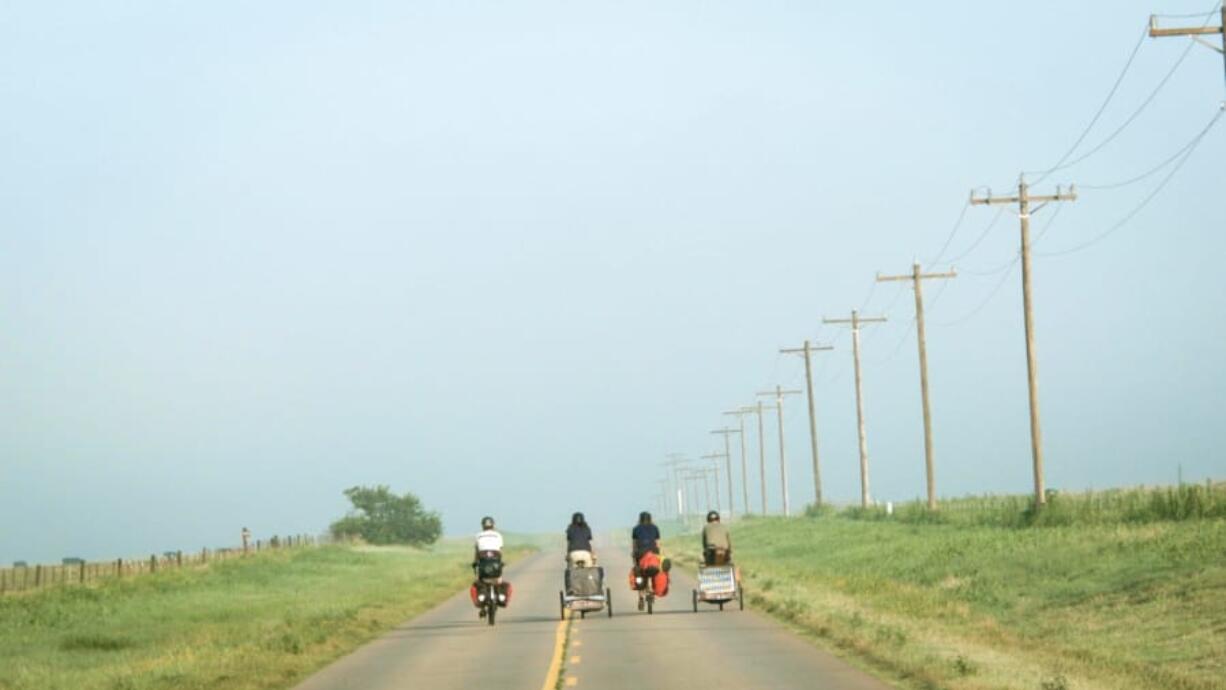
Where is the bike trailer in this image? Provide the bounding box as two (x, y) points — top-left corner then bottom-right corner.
(696, 565), (736, 601)
(566, 566), (604, 597)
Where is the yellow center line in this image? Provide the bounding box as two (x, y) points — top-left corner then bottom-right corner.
(569, 655), (581, 664)
(539, 617), (571, 690)
(565, 677), (578, 687)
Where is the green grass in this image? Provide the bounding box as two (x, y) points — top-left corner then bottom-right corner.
(830, 482), (1226, 528)
(0, 542), (531, 690)
(731, 487), (1226, 690)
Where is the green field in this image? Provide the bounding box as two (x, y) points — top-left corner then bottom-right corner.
(728, 486), (1226, 690)
(0, 542), (528, 690)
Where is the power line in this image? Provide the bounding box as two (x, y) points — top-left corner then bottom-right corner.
(946, 206), (1006, 264)
(1037, 107), (1222, 258)
(1037, 37), (1197, 179)
(1029, 24), (1150, 184)
(1080, 106), (1224, 190)
(1154, 4), (1222, 19)
(927, 202), (971, 265)
(931, 260), (1018, 327)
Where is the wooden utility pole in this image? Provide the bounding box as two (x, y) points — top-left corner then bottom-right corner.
(661, 454), (691, 518)
(753, 400), (773, 513)
(710, 428), (742, 518)
(877, 263), (956, 510)
(722, 407), (755, 514)
(780, 341), (834, 507)
(823, 310), (887, 507)
(756, 385), (804, 516)
(700, 453), (726, 512)
(1149, 9), (1226, 87)
(971, 179), (1076, 509)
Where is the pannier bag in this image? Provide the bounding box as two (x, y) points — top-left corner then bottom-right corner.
(470, 582), (513, 607)
(652, 570), (669, 597)
(478, 557), (503, 580)
(628, 552), (669, 597)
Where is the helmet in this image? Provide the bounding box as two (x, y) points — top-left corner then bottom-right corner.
(481, 516), (495, 530)
(639, 511), (652, 524)
(571, 512), (585, 525)
(706, 510), (720, 523)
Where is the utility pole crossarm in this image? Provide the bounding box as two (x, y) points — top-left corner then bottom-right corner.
(755, 389), (803, 397)
(877, 269), (958, 282)
(970, 187), (1077, 207)
(779, 345), (834, 354)
(1149, 15), (1224, 38)
(1148, 7), (1226, 88)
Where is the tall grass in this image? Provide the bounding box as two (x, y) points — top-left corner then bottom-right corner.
(816, 481), (1226, 528)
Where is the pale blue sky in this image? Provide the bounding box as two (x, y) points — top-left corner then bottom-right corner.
(2, 1), (1224, 563)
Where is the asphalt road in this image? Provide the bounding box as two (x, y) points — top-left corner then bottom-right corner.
(293, 549), (894, 690)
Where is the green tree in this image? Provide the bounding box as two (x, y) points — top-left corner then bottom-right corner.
(329, 485), (442, 546)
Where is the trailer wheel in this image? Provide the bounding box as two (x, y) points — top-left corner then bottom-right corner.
(559, 591), (565, 621)
(738, 587), (745, 611)
(607, 589), (613, 617)
(692, 590), (698, 613)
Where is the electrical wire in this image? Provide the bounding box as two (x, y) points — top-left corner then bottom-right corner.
(1037, 107), (1222, 258)
(946, 206), (1007, 265)
(931, 260), (1019, 328)
(926, 202), (971, 265)
(1036, 37), (1197, 180)
(1153, 3), (1222, 18)
(1028, 24), (1150, 184)
(961, 253), (1020, 276)
(1030, 201), (1066, 247)
(1079, 107), (1224, 190)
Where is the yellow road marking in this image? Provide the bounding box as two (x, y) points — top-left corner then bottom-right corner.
(569, 655), (581, 664)
(540, 617), (571, 690)
(565, 677), (578, 687)
(572, 640), (583, 647)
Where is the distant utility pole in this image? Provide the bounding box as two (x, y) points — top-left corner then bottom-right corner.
(722, 408), (755, 514)
(710, 428), (742, 518)
(971, 179), (1076, 509)
(661, 455), (691, 518)
(752, 400), (773, 513)
(780, 341), (834, 507)
(877, 263), (957, 510)
(1149, 9), (1225, 88)
(823, 310), (887, 507)
(686, 473), (706, 514)
(700, 453), (726, 512)
(756, 385), (804, 516)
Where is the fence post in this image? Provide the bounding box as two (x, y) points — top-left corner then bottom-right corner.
(176, 551), (183, 568)
(34, 565), (42, 589)
(150, 555), (157, 573)
(116, 558), (123, 579)
(79, 561), (86, 584)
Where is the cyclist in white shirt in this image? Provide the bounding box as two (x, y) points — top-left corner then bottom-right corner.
(473, 516), (504, 578)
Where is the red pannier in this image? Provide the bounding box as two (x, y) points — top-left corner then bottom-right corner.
(628, 552), (669, 597)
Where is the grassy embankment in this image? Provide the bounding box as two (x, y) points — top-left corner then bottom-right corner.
(730, 484), (1226, 690)
(0, 541), (534, 690)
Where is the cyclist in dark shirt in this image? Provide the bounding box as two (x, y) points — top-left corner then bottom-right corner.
(566, 512), (595, 566)
(630, 511), (660, 560)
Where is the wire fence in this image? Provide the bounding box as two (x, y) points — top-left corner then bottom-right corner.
(0, 533), (322, 596)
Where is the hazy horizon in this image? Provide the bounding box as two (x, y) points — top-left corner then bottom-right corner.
(3, 0), (1224, 564)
